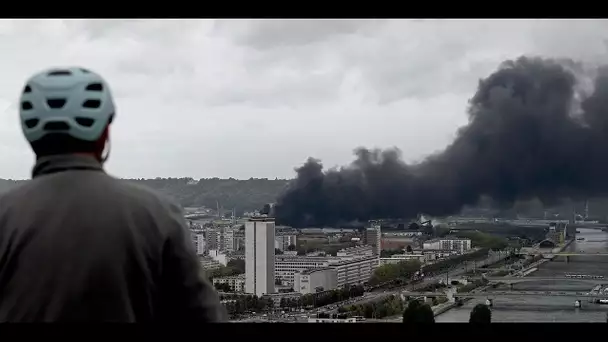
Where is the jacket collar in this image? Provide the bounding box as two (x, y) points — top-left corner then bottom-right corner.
(32, 154), (104, 179)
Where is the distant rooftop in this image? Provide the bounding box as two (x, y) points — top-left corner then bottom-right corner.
(248, 216), (275, 222)
(213, 273), (245, 280)
(299, 267), (335, 275)
(425, 237), (471, 243)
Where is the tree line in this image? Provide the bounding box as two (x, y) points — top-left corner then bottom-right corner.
(219, 294), (274, 318)
(338, 294), (407, 319)
(367, 248), (493, 290)
(279, 285), (365, 310)
(128, 177), (288, 214)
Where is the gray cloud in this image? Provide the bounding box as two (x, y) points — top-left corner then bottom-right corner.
(214, 19), (380, 49)
(0, 19), (607, 180)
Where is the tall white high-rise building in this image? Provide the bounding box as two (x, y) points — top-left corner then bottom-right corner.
(245, 217), (275, 296)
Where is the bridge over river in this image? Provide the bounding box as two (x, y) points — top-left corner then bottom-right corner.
(477, 276), (607, 285)
(403, 290), (608, 299)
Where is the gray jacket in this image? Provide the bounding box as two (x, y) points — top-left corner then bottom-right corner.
(0, 154), (227, 322)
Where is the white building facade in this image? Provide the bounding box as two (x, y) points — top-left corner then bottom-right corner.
(275, 256), (331, 286)
(293, 267), (337, 294)
(245, 217), (276, 297)
(276, 254), (379, 289)
(423, 238), (471, 253)
(333, 255), (379, 287)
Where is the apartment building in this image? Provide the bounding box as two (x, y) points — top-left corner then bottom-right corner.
(275, 232), (298, 252)
(206, 229), (220, 251)
(234, 230), (245, 252)
(276, 254), (379, 289)
(191, 232), (206, 255)
(224, 227), (236, 253)
(275, 255), (332, 286)
(423, 238), (471, 253)
(213, 274), (246, 292)
(332, 255), (379, 287)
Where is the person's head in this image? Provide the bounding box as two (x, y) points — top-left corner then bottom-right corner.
(19, 67), (116, 162)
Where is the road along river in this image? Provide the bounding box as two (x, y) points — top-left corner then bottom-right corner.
(436, 228), (608, 322)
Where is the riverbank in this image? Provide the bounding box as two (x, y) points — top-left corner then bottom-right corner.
(433, 246), (558, 318)
(433, 301), (458, 316)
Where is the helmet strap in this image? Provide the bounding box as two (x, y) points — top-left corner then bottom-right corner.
(101, 137), (111, 164)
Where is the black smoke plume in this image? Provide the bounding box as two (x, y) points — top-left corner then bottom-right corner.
(274, 56), (608, 227)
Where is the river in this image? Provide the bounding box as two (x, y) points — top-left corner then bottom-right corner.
(436, 228), (608, 322)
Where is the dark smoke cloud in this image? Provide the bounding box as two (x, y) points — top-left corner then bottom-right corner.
(274, 56), (608, 227)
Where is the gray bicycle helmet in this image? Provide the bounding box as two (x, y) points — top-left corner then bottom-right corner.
(19, 67), (115, 143)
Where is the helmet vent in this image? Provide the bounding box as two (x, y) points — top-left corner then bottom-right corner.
(24, 119), (39, 129)
(21, 101), (33, 110)
(47, 98), (67, 109)
(47, 70), (72, 76)
(75, 117), (95, 127)
(82, 99), (101, 109)
(85, 83), (103, 91)
(23, 85), (32, 93)
(80, 68), (91, 74)
(43, 121), (70, 131)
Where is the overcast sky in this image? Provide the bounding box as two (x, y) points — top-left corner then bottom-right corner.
(0, 19), (607, 180)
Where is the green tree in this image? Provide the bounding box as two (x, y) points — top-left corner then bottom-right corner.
(275, 248), (283, 255)
(469, 304), (491, 323)
(408, 222), (420, 230)
(287, 244), (296, 251)
(402, 300), (435, 323)
(368, 260), (421, 286)
(406, 245), (413, 253)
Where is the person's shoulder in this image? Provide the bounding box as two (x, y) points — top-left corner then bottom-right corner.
(0, 179), (48, 218)
(0, 179), (37, 204)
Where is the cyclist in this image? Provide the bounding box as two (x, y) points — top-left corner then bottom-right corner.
(0, 67), (227, 322)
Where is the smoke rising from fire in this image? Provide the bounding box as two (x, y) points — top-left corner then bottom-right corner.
(274, 56), (608, 227)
